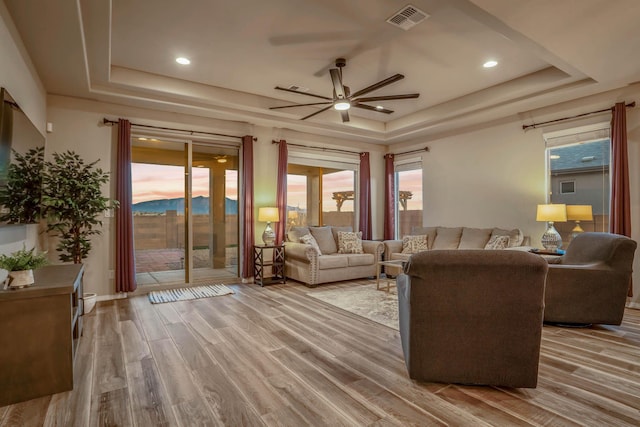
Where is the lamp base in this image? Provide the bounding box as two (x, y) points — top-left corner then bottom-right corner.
(262, 222), (275, 246)
(570, 221), (584, 241)
(541, 222), (562, 251)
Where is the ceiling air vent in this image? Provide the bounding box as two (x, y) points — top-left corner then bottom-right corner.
(386, 5), (430, 30)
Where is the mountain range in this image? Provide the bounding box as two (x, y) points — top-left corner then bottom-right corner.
(133, 196), (238, 215)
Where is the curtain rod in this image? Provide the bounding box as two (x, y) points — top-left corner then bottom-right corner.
(390, 147), (429, 157)
(272, 140), (361, 156)
(103, 118), (246, 140)
(522, 101), (635, 131)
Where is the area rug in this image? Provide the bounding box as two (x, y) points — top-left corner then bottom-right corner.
(308, 283), (399, 330)
(148, 284), (234, 304)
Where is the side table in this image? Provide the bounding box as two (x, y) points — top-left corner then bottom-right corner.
(253, 244), (286, 286)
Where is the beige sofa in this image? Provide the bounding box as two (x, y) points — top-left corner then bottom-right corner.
(384, 226), (529, 262)
(284, 226), (384, 287)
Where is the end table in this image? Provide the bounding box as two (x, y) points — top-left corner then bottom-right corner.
(253, 244), (286, 286)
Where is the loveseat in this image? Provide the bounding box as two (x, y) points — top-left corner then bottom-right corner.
(383, 226), (529, 262)
(284, 226), (384, 287)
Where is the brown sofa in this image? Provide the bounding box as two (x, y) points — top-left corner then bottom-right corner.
(396, 249), (548, 388)
(545, 232), (637, 325)
(284, 226), (384, 287)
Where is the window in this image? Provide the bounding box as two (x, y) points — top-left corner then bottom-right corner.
(560, 180), (575, 194)
(395, 159), (423, 238)
(286, 150), (359, 230)
(544, 124), (610, 242)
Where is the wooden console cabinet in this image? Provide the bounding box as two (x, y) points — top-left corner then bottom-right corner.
(0, 264), (84, 406)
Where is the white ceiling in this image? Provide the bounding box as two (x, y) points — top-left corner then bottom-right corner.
(5, 0), (640, 144)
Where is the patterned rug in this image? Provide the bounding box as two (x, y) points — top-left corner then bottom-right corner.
(148, 284), (234, 304)
(308, 283), (399, 329)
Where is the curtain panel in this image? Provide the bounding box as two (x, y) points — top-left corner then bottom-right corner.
(610, 102), (632, 296)
(275, 140), (288, 245)
(359, 152), (372, 240)
(241, 135), (255, 279)
(383, 153), (395, 240)
(115, 119), (137, 293)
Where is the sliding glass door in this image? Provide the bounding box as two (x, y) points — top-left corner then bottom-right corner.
(131, 137), (238, 286)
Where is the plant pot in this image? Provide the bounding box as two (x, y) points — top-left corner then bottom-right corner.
(8, 269), (34, 288)
(83, 293), (97, 314)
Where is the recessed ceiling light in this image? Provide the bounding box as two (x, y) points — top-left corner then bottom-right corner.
(483, 60), (498, 68)
(176, 57), (191, 65)
(138, 137), (147, 141)
(375, 105), (384, 110)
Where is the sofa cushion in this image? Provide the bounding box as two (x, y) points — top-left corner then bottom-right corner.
(402, 235), (429, 254)
(432, 227), (463, 249)
(288, 226), (310, 242)
(391, 252), (412, 262)
(485, 235), (510, 250)
(347, 253), (374, 267)
(318, 255), (348, 269)
(458, 228), (493, 249)
(310, 226), (338, 254)
(491, 228), (524, 247)
(337, 231), (364, 254)
(299, 233), (321, 255)
(411, 226), (438, 249)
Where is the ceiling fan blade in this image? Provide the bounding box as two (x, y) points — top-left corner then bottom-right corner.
(354, 93), (420, 103)
(340, 110), (350, 122)
(350, 74), (405, 98)
(275, 86), (332, 101)
(353, 103), (393, 114)
(269, 101), (333, 110)
(301, 105), (333, 120)
(329, 68), (347, 100)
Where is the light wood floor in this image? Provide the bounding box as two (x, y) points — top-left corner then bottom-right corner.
(1, 279), (639, 426)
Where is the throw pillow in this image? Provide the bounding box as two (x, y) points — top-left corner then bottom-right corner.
(309, 226), (338, 254)
(337, 231), (364, 254)
(491, 228), (524, 247)
(300, 233), (321, 255)
(484, 235), (510, 250)
(401, 235), (429, 254)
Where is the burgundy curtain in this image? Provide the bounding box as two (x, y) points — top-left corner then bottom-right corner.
(241, 135), (255, 279)
(383, 153), (395, 240)
(359, 152), (372, 239)
(115, 119), (136, 293)
(275, 140), (288, 245)
(610, 102), (632, 296)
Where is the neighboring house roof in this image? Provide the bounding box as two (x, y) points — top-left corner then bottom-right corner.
(549, 139), (610, 173)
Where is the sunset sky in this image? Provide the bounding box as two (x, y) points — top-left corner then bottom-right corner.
(132, 164), (422, 210)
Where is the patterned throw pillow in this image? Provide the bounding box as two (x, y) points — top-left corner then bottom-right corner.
(484, 235), (510, 250)
(337, 231), (364, 254)
(300, 233), (322, 255)
(401, 235), (429, 254)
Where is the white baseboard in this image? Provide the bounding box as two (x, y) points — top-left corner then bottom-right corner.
(626, 301), (640, 310)
(96, 293), (128, 302)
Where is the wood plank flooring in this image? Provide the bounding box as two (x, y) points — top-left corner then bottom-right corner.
(1, 279), (639, 426)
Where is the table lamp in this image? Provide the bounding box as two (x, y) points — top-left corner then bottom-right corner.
(536, 204), (567, 251)
(567, 205), (593, 239)
(258, 207), (279, 245)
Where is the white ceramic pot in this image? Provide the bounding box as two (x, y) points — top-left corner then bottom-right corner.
(9, 269), (34, 288)
(83, 293), (97, 314)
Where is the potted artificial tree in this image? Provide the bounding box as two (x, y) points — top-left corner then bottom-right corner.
(41, 151), (117, 264)
(0, 146), (44, 224)
(0, 246), (48, 288)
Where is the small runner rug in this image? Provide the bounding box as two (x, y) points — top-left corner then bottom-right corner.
(148, 284), (234, 304)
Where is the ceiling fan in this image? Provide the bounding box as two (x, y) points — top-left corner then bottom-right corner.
(270, 58), (419, 122)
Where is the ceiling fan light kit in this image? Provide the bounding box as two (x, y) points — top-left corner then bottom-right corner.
(270, 58), (419, 122)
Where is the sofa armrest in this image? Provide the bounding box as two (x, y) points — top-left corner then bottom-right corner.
(284, 242), (319, 262)
(383, 240), (403, 261)
(362, 240), (384, 259)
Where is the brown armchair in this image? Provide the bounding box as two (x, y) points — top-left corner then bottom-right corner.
(396, 250), (548, 388)
(544, 232), (637, 326)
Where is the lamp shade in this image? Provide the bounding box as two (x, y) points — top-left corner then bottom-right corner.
(566, 205), (593, 221)
(258, 207), (279, 222)
(536, 204), (567, 222)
